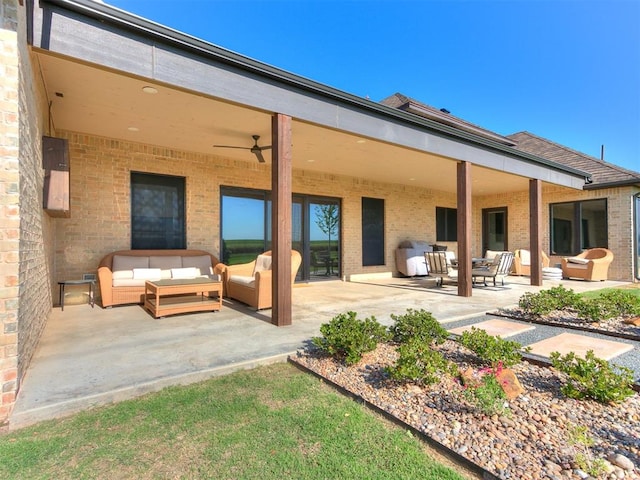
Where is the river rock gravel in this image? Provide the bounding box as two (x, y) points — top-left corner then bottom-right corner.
(291, 341), (640, 480)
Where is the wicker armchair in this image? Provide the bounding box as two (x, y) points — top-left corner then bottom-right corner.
(513, 249), (550, 276)
(221, 250), (302, 310)
(561, 248), (614, 281)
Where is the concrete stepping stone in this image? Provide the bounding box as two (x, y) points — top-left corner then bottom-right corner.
(448, 318), (535, 338)
(527, 332), (634, 361)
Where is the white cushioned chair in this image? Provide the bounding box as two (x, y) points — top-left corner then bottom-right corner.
(513, 249), (550, 276)
(222, 250), (302, 310)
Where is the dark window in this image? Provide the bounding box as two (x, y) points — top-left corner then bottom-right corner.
(436, 207), (457, 241)
(131, 172), (186, 249)
(550, 199), (607, 256)
(362, 197), (385, 266)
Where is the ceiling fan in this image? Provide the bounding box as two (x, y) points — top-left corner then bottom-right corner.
(213, 134), (271, 163)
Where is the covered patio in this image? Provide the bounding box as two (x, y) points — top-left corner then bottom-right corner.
(10, 276), (630, 429)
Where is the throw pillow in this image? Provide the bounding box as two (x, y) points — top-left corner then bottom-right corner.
(171, 267), (199, 279)
(132, 268), (162, 280)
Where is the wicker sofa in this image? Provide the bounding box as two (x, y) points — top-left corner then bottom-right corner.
(97, 249), (223, 307)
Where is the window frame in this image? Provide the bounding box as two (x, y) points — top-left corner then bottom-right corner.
(436, 206), (457, 242)
(130, 171), (186, 250)
(361, 197), (385, 266)
(549, 198), (608, 256)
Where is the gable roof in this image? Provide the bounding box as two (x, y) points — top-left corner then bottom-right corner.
(380, 93), (517, 146)
(507, 132), (640, 189)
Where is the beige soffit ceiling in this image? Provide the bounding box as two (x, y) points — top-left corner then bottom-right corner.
(35, 51), (531, 195)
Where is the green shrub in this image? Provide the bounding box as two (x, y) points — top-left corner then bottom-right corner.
(312, 311), (390, 365)
(566, 423), (608, 478)
(550, 350), (635, 404)
(594, 289), (640, 317)
(389, 308), (449, 345)
(385, 339), (457, 385)
(518, 285), (581, 316)
(457, 327), (528, 367)
(462, 367), (508, 416)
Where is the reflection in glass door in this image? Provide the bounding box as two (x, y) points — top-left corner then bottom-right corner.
(482, 207), (508, 254)
(221, 187), (340, 282)
(309, 200), (340, 279)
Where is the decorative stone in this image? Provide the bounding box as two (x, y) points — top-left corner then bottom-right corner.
(606, 452), (635, 471)
(496, 368), (525, 399)
(623, 316), (640, 326)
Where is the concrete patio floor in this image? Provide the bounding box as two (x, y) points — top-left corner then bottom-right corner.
(9, 275), (631, 429)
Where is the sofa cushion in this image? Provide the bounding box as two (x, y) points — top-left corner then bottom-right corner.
(171, 267), (199, 279)
(132, 268), (162, 280)
(568, 257), (590, 265)
(229, 275), (256, 287)
(182, 255), (213, 275)
(112, 270), (134, 281)
(252, 254), (272, 276)
(149, 256), (182, 270)
(519, 250), (531, 266)
(113, 255), (149, 272)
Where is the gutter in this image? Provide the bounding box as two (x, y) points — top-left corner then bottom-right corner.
(39, 0), (592, 183)
(584, 179), (640, 190)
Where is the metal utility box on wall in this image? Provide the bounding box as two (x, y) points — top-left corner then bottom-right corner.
(42, 136), (70, 217)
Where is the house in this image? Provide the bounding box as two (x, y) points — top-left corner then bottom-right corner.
(0, 0), (637, 426)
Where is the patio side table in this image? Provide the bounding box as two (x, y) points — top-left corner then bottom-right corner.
(58, 279), (95, 311)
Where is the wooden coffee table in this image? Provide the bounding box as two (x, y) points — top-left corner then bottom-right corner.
(144, 278), (223, 318)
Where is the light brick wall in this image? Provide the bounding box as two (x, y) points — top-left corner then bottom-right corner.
(56, 131), (462, 287)
(0, 0), (52, 427)
(56, 131), (637, 302)
(474, 185), (639, 281)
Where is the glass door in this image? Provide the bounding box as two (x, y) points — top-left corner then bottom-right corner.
(309, 200), (340, 279)
(482, 207), (508, 254)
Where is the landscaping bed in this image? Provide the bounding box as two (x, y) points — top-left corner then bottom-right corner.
(291, 341), (640, 480)
(292, 300), (640, 480)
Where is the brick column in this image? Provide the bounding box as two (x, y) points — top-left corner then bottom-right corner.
(0, 0), (21, 427)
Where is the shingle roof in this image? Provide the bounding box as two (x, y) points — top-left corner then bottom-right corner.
(380, 93), (639, 189)
(380, 93), (516, 146)
(507, 132), (640, 189)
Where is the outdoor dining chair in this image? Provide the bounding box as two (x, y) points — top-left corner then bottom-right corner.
(471, 251), (515, 286)
(424, 251), (458, 287)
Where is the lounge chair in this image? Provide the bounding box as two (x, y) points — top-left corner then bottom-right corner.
(221, 250), (302, 310)
(561, 248), (613, 281)
(513, 249), (550, 276)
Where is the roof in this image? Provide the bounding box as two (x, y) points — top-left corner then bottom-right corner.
(381, 93), (640, 189)
(507, 132), (640, 189)
(380, 93), (517, 146)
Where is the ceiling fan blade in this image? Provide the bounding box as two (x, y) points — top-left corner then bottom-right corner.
(259, 145), (272, 151)
(212, 144), (250, 150)
(254, 150), (266, 163)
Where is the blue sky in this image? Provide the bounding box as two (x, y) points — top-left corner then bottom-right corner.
(106, 0), (639, 172)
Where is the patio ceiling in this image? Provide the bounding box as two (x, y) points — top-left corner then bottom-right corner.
(36, 52), (531, 196)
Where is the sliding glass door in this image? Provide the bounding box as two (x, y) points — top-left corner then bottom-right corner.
(221, 187), (340, 281)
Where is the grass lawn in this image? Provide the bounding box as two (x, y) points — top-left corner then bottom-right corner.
(0, 363), (473, 480)
(579, 283), (640, 300)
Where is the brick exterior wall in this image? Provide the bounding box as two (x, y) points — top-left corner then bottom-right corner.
(55, 131), (461, 287)
(54, 130), (637, 303)
(1, 0), (52, 427)
(474, 185), (639, 281)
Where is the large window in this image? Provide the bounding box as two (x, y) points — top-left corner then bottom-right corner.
(550, 199), (607, 256)
(362, 197), (385, 266)
(436, 206), (457, 242)
(130, 172), (185, 249)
